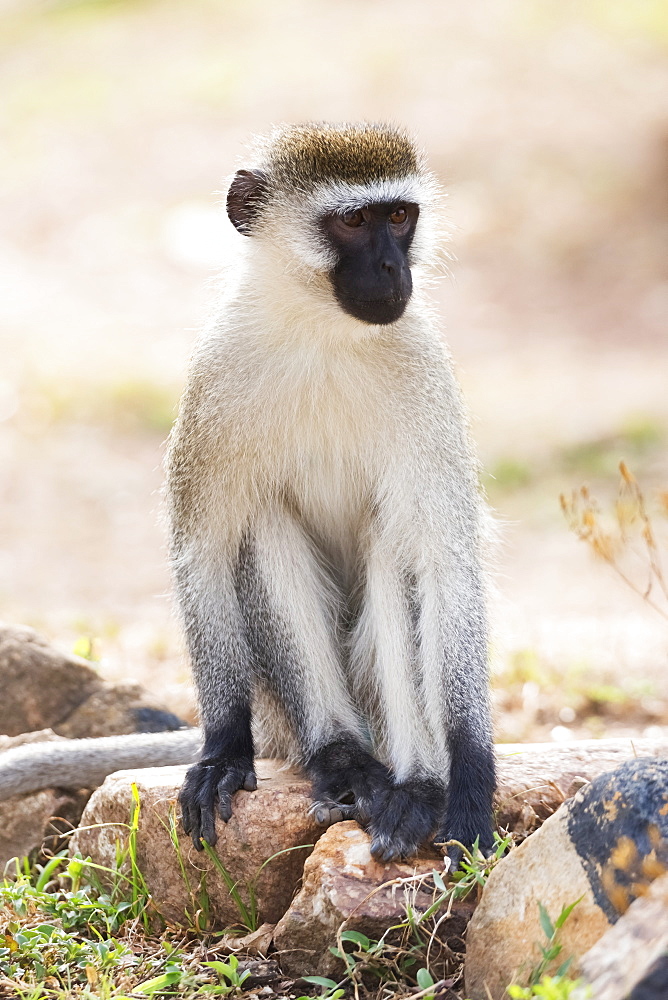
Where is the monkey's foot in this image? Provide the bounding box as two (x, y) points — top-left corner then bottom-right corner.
(305, 735), (392, 825)
(308, 797), (358, 826)
(368, 779), (445, 863)
(179, 758), (256, 851)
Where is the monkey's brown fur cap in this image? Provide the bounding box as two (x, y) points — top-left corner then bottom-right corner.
(260, 122), (420, 189)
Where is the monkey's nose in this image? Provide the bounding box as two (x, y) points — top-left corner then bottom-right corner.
(381, 259), (397, 275)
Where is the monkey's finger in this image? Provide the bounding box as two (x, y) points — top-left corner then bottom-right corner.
(309, 799), (357, 826)
(330, 803), (357, 823)
(378, 843), (399, 863)
(181, 794), (209, 848)
(369, 833), (413, 863)
(216, 766), (255, 821)
(217, 791), (234, 823)
(312, 804), (330, 825)
(198, 803), (218, 847)
(189, 815), (206, 852)
(444, 844), (463, 873)
(180, 800), (194, 836)
(217, 766), (253, 795)
(370, 836), (393, 861)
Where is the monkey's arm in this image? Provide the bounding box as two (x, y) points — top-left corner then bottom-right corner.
(168, 548), (259, 851)
(0, 729), (201, 801)
(167, 390), (260, 850)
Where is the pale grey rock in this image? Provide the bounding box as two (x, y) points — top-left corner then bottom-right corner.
(495, 738), (668, 837)
(0, 728), (63, 752)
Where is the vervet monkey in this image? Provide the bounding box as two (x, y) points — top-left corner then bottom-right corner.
(0, 123), (495, 866)
(169, 122), (495, 864)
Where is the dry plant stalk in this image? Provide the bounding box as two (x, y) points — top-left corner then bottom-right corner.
(560, 462), (668, 621)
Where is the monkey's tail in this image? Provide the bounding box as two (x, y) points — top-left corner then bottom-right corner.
(0, 729), (202, 801)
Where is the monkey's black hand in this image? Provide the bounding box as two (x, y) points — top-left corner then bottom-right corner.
(368, 779), (445, 863)
(179, 758), (257, 851)
(306, 735), (392, 828)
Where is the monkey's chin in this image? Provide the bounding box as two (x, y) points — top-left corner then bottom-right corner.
(339, 296), (410, 326)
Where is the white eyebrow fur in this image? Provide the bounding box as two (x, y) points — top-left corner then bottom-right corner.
(305, 174), (440, 215)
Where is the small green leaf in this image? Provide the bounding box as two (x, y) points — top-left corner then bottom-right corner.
(134, 971), (182, 994)
(302, 976), (340, 989)
(538, 902), (555, 941)
(204, 960), (232, 976)
(66, 858), (83, 878)
(555, 955), (574, 976)
(416, 967), (435, 989)
(339, 930), (370, 950)
(506, 987), (529, 999)
(554, 895), (584, 930)
(34, 923), (57, 935)
(432, 870), (447, 892)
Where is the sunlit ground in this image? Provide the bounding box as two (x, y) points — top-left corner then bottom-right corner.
(1, 0), (667, 741)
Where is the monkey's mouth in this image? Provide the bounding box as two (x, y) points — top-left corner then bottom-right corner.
(340, 295), (410, 326)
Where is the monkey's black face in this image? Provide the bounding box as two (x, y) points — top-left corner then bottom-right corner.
(321, 202), (419, 325)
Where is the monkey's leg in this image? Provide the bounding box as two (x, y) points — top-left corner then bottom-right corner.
(352, 542), (449, 862)
(235, 514), (392, 825)
(175, 561), (259, 851)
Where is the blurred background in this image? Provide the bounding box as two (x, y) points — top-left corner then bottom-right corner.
(1, 0), (667, 741)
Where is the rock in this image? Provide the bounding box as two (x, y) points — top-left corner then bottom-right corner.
(0, 624), (100, 735)
(495, 739), (668, 839)
(0, 787), (91, 869)
(625, 956), (668, 1000)
(273, 822), (472, 979)
(465, 756), (668, 1000)
(0, 730), (90, 866)
(579, 872), (668, 1000)
(55, 682), (186, 738)
(0, 623), (187, 739)
(0, 729), (64, 753)
(220, 922), (276, 955)
(69, 760), (321, 928)
(235, 958), (283, 988)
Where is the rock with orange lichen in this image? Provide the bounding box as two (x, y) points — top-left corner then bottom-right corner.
(465, 757), (668, 1000)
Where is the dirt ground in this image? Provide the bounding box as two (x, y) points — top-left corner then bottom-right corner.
(1, 0), (667, 742)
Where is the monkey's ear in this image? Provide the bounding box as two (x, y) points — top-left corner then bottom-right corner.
(226, 169), (268, 235)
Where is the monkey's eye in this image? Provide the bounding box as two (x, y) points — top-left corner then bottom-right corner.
(342, 209), (364, 227)
(389, 206), (408, 225)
